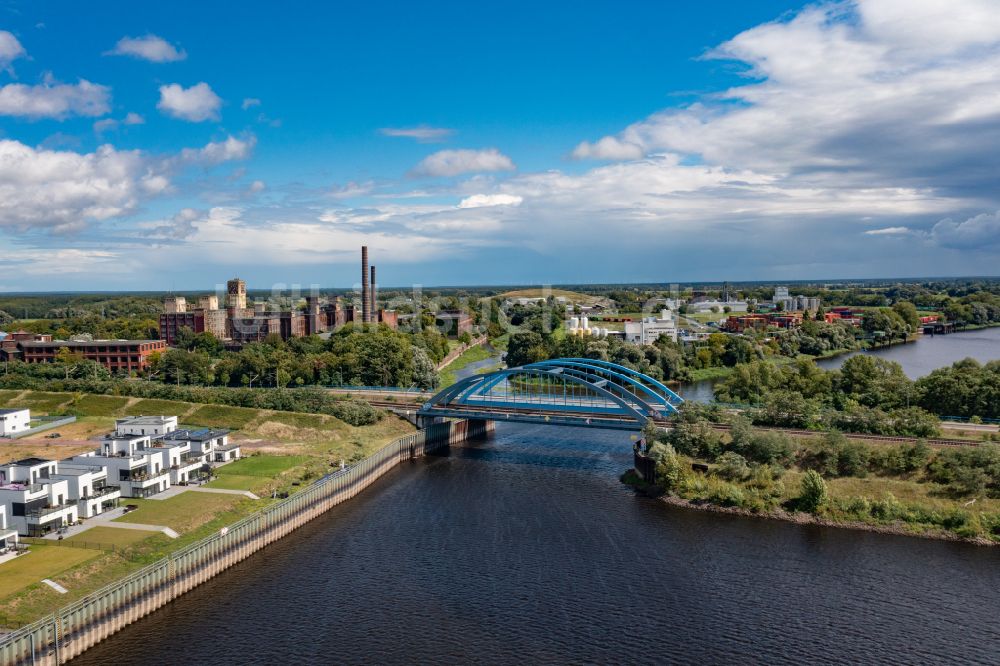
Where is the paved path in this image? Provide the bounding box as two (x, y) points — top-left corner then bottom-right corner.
(189, 487), (260, 500)
(104, 522), (179, 539)
(147, 485), (259, 501)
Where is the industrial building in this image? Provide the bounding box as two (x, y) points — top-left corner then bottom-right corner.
(15, 338), (166, 373)
(159, 246), (399, 347)
(624, 310), (679, 345)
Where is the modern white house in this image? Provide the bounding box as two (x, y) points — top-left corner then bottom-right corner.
(144, 437), (205, 485)
(1, 505), (19, 552)
(70, 433), (173, 499)
(114, 415), (179, 437)
(624, 310), (679, 345)
(51, 462), (121, 519)
(0, 458), (79, 536)
(161, 428), (239, 465)
(0, 408), (30, 437)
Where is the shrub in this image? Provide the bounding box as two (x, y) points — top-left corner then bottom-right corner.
(715, 452), (750, 481)
(799, 470), (828, 513)
(870, 493), (902, 520)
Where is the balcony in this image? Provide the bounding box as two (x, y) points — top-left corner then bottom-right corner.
(26, 504), (72, 523)
(84, 485), (121, 499)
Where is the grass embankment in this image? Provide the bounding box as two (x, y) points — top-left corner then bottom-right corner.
(438, 343), (496, 387)
(500, 288), (601, 304)
(0, 389), (416, 627)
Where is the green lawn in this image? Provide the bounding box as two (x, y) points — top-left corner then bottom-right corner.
(215, 455), (310, 478)
(5, 391), (73, 415)
(187, 403), (260, 429)
(115, 492), (247, 533)
(439, 343), (494, 387)
(64, 526), (153, 549)
(124, 398), (195, 417)
(68, 394), (131, 417)
(206, 455), (311, 492)
(0, 546), (99, 598)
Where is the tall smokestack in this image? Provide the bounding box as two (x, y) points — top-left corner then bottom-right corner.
(370, 265), (376, 323)
(361, 245), (370, 324)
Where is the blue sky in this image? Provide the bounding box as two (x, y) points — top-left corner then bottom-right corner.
(1, 0), (999, 291)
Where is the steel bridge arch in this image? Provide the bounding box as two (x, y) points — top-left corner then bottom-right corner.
(419, 358), (683, 430)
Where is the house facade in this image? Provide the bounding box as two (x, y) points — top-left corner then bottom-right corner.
(0, 408), (30, 437)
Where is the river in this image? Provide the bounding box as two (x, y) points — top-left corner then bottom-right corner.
(681, 326), (1000, 403)
(71, 423), (1000, 665)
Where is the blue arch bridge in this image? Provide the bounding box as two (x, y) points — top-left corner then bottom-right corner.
(418, 358), (683, 431)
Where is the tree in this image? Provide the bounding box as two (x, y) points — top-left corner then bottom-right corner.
(411, 347), (438, 389)
(892, 301), (921, 330)
(505, 331), (550, 368)
(799, 470), (828, 512)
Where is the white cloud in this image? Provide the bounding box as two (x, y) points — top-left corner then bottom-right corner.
(458, 193), (523, 208)
(248, 179), (266, 193)
(571, 137), (644, 161)
(241, 98), (261, 110)
(412, 148), (515, 177)
(123, 112), (144, 125)
(107, 35), (186, 62)
(931, 211), (1000, 249)
(0, 79), (111, 119)
(178, 134), (257, 166)
(380, 125), (455, 142)
(93, 118), (118, 135)
(864, 226), (912, 235)
(0, 140), (160, 231)
(0, 30), (26, 71)
(157, 82), (221, 122)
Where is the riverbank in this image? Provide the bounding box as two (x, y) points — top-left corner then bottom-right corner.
(622, 471), (995, 547)
(0, 420), (494, 665)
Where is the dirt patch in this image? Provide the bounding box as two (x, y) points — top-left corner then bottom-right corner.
(232, 437), (307, 455)
(0, 439), (98, 462)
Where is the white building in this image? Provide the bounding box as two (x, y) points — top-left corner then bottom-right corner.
(0, 505), (18, 552)
(115, 415), (179, 438)
(687, 299), (748, 314)
(0, 408), (30, 437)
(71, 433), (172, 499)
(0, 458), (79, 536)
(162, 428), (239, 465)
(771, 287), (820, 312)
(624, 310), (678, 345)
(51, 462), (121, 519)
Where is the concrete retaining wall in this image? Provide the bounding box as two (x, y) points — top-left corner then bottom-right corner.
(0, 418), (494, 666)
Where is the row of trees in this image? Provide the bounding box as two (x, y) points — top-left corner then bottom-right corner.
(716, 355), (1000, 421)
(156, 324), (442, 389)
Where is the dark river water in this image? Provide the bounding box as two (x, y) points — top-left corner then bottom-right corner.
(72, 423), (1000, 665)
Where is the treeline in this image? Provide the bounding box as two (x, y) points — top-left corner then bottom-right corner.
(0, 374), (381, 426)
(716, 355), (1000, 421)
(2, 314), (159, 340)
(161, 324), (443, 389)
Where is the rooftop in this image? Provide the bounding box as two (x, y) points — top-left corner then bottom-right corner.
(5, 457), (52, 467)
(116, 415), (177, 426)
(162, 428), (229, 442)
(0, 408), (29, 415)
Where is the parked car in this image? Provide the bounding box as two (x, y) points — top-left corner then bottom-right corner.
(45, 433), (61, 439)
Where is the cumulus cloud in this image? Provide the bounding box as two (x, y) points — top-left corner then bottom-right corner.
(379, 125), (455, 143)
(931, 211), (1000, 249)
(107, 35), (186, 62)
(0, 140), (162, 231)
(0, 30), (26, 71)
(0, 78), (111, 119)
(123, 112), (144, 125)
(157, 82), (222, 122)
(179, 134), (257, 165)
(458, 193), (523, 208)
(571, 136), (644, 161)
(411, 148), (515, 178)
(248, 179), (266, 193)
(93, 118), (118, 135)
(241, 98), (261, 110)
